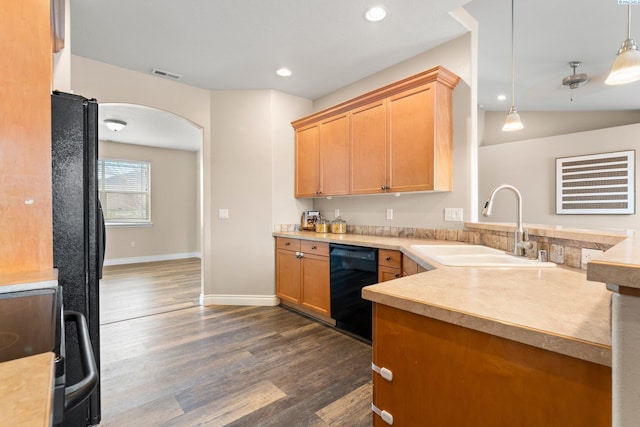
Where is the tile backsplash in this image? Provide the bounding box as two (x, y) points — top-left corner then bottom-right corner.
(274, 222), (627, 270)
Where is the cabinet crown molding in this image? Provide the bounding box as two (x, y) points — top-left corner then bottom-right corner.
(292, 66), (460, 130)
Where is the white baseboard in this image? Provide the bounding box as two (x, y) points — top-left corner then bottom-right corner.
(200, 294), (280, 307)
(104, 252), (201, 266)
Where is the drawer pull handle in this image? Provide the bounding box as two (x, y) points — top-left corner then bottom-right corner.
(311, 245), (317, 250)
(285, 242), (290, 246)
(385, 256), (391, 261)
(372, 362), (393, 381)
(371, 403), (394, 425)
(394, 273), (400, 278)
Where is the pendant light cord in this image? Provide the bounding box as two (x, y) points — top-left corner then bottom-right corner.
(510, 0), (515, 109)
(627, 5), (631, 40)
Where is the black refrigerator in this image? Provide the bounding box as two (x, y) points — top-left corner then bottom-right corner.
(52, 91), (104, 426)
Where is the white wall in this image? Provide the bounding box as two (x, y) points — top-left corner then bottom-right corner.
(479, 123), (640, 231)
(271, 92), (314, 226)
(100, 141), (199, 263)
(206, 90), (313, 304)
(313, 33), (475, 229)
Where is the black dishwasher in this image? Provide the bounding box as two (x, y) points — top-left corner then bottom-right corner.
(329, 244), (378, 341)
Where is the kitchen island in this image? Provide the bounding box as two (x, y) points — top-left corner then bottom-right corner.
(274, 229), (613, 426)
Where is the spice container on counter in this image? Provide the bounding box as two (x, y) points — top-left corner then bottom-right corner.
(330, 216), (347, 234)
(315, 218), (329, 233)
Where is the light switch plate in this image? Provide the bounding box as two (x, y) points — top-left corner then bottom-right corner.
(218, 208), (229, 219)
(444, 208), (463, 222)
(334, 208), (340, 218)
(386, 208), (393, 220)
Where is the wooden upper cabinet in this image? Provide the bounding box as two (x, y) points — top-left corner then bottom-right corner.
(351, 100), (387, 194)
(295, 115), (350, 198)
(388, 84), (436, 192)
(319, 114), (350, 196)
(295, 125), (320, 197)
(292, 66), (459, 198)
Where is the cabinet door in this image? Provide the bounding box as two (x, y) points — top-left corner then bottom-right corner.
(378, 266), (401, 282)
(295, 125), (320, 197)
(319, 114), (350, 196)
(402, 255), (419, 277)
(373, 304), (611, 427)
(387, 84), (436, 192)
(301, 253), (330, 316)
(351, 100), (387, 194)
(276, 249), (301, 304)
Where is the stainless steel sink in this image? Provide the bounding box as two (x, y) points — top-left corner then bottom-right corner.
(409, 245), (556, 268)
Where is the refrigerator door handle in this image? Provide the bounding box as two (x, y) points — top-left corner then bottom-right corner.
(98, 198), (106, 279)
(63, 310), (99, 413)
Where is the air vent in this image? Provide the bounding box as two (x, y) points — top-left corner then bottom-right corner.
(556, 150), (635, 214)
(151, 68), (182, 80)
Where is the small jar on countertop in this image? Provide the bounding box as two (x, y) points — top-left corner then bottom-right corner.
(330, 217), (347, 234)
(315, 218), (329, 233)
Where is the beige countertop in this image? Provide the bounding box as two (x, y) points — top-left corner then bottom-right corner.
(587, 231), (640, 291)
(0, 352), (55, 427)
(0, 269), (58, 294)
(274, 230), (612, 366)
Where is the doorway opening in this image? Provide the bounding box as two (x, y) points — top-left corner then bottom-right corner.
(97, 103), (204, 324)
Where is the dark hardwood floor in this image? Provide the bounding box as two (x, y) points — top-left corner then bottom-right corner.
(99, 259), (372, 426)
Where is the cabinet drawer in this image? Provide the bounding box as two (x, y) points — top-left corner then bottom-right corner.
(379, 249), (402, 269)
(301, 240), (329, 257)
(276, 237), (300, 251)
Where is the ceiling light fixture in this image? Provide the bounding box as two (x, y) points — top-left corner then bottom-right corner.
(562, 61), (588, 89)
(276, 67), (292, 77)
(364, 6), (387, 22)
(562, 61), (588, 101)
(502, 0), (524, 132)
(605, 4), (640, 85)
(104, 119), (127, 132)
(497, 94), (507, 101)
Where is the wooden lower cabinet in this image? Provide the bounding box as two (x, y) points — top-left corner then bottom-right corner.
(275, 238), (330, 318)
(401, 255), (428, 276)
(378, 249), (402, 282)
(276, 246), (302, 304)
(300, 251), (330, 315)
(372, 303), (611, 427)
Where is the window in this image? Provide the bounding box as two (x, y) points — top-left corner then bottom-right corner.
(98, 158), (151, 225)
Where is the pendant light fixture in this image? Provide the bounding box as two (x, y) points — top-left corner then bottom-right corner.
(502, 0), (524, 132)
(605, 5), (640, 85)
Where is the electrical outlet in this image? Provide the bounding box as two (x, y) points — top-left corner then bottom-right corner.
(581, 248), (603, 265)
(334, 208), (340, 218)
(218, 208), (229, 219)
(386, 208), (393, 220)
(444, 208), (464, 222)
(130, 241), (136, 248)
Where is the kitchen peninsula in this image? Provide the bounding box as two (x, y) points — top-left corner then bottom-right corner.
(274, 224), (615, 425)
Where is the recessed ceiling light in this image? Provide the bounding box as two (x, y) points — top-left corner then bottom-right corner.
(276, 68), (292, 77)
(104, 119), (127, 132)
(364, 6), (387, 22)
(497, 94), (507, 101)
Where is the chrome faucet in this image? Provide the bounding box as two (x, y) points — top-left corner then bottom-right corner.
(482, 184), (533, 256)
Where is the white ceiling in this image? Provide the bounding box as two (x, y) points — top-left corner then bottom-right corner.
(72, 0), (640, 150)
